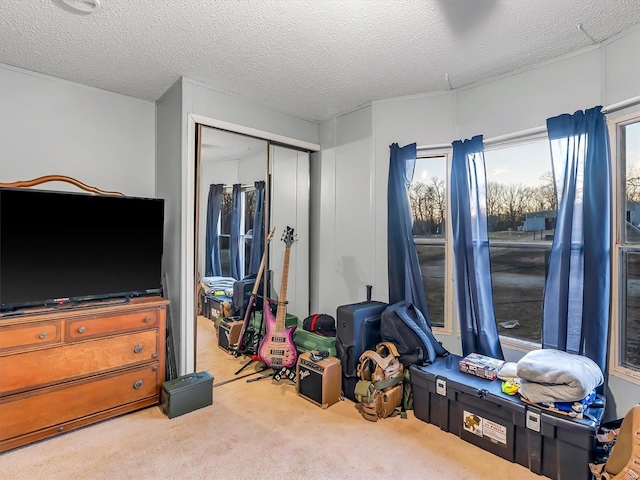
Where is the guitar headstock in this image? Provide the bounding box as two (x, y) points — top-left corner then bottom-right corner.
(266, 226), (276, 243)
(282, 226), (297, 248)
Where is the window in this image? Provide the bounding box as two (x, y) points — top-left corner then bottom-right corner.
(243, 189), (256, 275)
(483, 138), (555, 344)
(219, 189), (232, 276)
(412, 155), (447, 328)
(616, 116), (640, 373)
(219, 186), (256, 278)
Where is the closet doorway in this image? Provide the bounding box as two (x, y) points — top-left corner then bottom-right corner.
(193, 123), (311, 375)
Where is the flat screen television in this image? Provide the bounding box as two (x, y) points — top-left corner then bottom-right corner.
(0, 187), (165, 312)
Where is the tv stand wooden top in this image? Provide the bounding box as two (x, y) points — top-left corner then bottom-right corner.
(0, 296), (169, 324)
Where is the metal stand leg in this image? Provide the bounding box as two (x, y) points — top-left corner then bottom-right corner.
(235, 355), (259, 375)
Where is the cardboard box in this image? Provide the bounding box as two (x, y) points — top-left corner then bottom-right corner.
(458, 352), (506, 380)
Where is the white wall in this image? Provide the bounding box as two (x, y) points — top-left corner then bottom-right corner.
(269, 146), (310, 321)
(157, 77), (319, 375)
(310, 123), (336, 314)
(0, 64), (155, 196)
(316, 26), (640, 418)
(155, 79), (184, 367)
(315, 106), (381, 310)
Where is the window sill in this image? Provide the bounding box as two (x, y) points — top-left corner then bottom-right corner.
(498, 335), (540, 353)
(610, 364), (640, 386)
(433, 325), (452, 336)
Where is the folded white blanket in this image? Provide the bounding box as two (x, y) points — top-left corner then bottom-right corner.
(516, 349), (603, 403)
(200, 276), (236, 296)
(497, 362), (519, 381)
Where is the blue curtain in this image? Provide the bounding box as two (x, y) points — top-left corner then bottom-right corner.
(387, 143), (433, 325)
(204, 184), (224, 277)
(451, 135), (504, 359)
(248, 181), (265, 275)
(229, 184), (242, 280)
(542, 106), (611, 373)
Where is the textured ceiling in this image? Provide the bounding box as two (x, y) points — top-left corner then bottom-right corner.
(1, 0), (640, 122)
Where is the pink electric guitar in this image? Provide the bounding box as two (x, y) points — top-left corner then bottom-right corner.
(258, 226), (298, 370)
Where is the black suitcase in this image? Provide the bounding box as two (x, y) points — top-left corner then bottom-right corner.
(336, 285), (387, 401)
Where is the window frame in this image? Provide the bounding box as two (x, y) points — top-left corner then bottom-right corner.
(415, 148), (453, 335)
(609, 108), (640, 384)
(218, 184), (256, 279)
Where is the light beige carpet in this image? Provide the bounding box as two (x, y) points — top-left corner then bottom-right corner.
(0, 316), (543, 480)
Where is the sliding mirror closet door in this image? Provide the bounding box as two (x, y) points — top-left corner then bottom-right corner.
(196, 127), (267, 320)
(269, 144), (310, 322)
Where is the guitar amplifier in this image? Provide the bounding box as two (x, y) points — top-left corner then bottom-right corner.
(218, 317), (243, 353)
(296, 352), (341, 409)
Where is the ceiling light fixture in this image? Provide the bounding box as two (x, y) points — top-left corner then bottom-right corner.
(60, 0), (101, 14)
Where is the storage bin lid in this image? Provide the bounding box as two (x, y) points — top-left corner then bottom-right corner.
(162, 371), (213, 393)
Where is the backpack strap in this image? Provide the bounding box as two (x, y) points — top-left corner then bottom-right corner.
(377, 341), (400, 358)
(373, 374), (404, 390)
(359, 350), (394, 371)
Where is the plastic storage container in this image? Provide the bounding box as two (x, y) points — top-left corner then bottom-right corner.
(410, 355), (604, 480)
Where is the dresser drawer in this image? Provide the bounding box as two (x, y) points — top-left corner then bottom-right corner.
(66, 309), (159, 341)
(0, 364), (160, 442)
(0, 330), (158, 395)
(0, 321), (62, 352)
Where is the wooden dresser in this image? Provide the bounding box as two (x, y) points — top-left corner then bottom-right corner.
(0, 296), (169, 452)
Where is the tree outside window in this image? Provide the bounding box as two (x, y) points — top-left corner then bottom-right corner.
(411, 156), (446, 328)
(483, 139), (555, 344)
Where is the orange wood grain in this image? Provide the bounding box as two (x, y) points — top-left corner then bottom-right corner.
(67, 310), (158, 341)
(0, 330), (158, 395)
(0, 296), (168, 452)
(0, 322), (61, 351)
(0, 365), (159, 441)
(0, 175), (124, 196)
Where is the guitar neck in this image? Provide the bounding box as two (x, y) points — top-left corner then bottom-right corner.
(275, 246), (291, 332)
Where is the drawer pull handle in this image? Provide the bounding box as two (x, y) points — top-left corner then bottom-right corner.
(134, 344), (144, 354)
(39, 332), (47, 339)
(133, 380), (143, 390)
(78, 326), (86, 333)
(144, 316), (151, 323)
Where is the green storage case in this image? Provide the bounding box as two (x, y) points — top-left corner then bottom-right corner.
(251, 311), (298, 333)
(293, 328), (337, 357)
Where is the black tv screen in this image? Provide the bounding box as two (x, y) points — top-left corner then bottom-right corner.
(0, 187), (164, 311)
